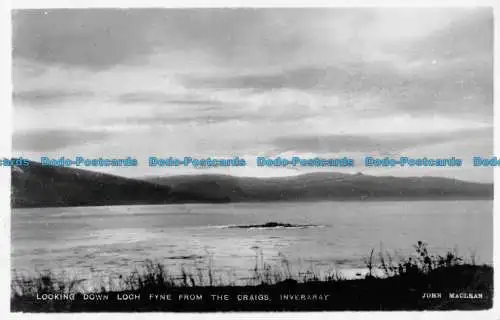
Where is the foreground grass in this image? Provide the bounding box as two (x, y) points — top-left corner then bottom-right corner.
(11, 242), (493, 311)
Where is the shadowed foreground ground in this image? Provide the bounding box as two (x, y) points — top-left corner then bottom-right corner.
(11, 243), (493, 312)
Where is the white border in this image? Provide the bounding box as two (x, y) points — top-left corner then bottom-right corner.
(0, 0), (12, 319)
(5, 0), (500, 8)
(2, 1), (499, 320)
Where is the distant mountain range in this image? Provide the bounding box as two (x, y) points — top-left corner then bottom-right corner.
(11, 160), (493, 208)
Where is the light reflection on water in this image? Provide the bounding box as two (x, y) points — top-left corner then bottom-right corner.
(11, 200), (492, 287)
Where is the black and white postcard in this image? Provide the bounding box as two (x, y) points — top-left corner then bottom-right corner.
(5, 2), (497, 316)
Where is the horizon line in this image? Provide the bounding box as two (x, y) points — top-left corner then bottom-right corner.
(11, 158), (493, 185)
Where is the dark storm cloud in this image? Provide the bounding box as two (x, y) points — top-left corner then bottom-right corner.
(272, 128), (492, 154)
(13, 90), (94, 105)
(13, 130), (110, 151)
(118, 92), (227, 107)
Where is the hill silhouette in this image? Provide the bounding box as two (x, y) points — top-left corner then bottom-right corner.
(11, 160), (493, 208)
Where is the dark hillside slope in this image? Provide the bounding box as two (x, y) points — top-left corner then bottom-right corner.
(11, 160), (175, 208)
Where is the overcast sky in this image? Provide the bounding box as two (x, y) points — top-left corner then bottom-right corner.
(11, 8), (493, 181)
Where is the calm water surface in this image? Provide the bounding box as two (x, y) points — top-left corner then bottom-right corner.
(12, 200), (492, 285)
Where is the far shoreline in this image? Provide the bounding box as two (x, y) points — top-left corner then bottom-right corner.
(11, 196), (494, 210)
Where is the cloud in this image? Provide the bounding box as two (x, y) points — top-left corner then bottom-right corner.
(13, 89), (94, 105)
(272, 128), (492, 154)
(399, 8), (493, 63)
(12, 9), (158, 69)
(9, 8), (494, 181)
(100, 108), (308, 126)
(183, 59), (492, 120)
(117, 92), (227, 108)
(11, 9), (306, 70)
(13, 129), (110, 151)
(13, 8), (483, 70)
(182, 64), (401, 92)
